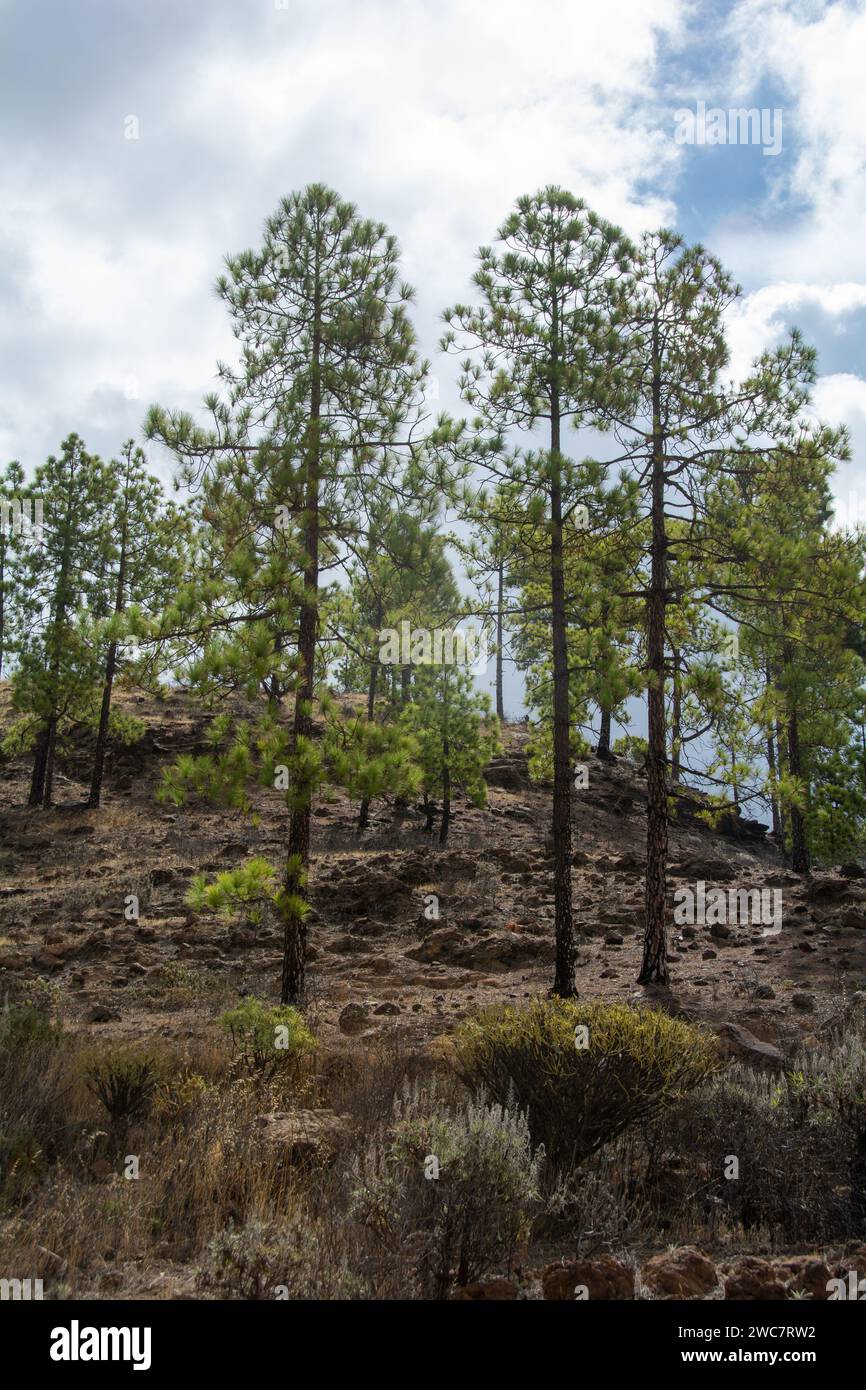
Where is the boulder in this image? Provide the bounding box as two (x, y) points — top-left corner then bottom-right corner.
(338, 1002), (372, 1036)
(715, 1021), (786, 1070)
(253, 1109), (352, 1162)
(774, 1257), (832, 1301)
(724, 1256), (788, 1300)
(641, 1246), (718, 1300)
(542, 1255), (635, 1301)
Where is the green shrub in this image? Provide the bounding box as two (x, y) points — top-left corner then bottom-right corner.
(454, 999), (720, 1170)
(84, 1049), (159, 1131)
(186, 858), (277, 926)
(218, 998), (315, 1079)
(350, 1078), (543, 1298)
(0, 1003), (63, 1050)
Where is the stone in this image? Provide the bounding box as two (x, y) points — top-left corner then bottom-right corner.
(338, 1002), (371, 1035)
(774, 1257), (832, 1300)
(724, 1257), (788, 1300)
(253, 1109), (352, 1162)
(88, 1005), (120, 1023)
(715, 1022), (785, 1069)
(641, 1247), (717, 1299)
(542, 1255), (635, 1301)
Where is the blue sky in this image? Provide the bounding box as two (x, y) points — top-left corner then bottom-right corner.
(2, 0), (866, 723)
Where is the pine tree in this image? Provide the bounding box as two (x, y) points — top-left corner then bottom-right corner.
(611, 232), (821, 983)
(443, 187), (633, 996)
(88, 441), (186, 807)
(12, 436), (111, 807)
(400, 663), (499, 844)
(0, 459), (26, 681)
(148, 185), (442, 1003)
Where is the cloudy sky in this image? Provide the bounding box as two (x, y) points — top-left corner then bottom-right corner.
(2, 0), (866, 525)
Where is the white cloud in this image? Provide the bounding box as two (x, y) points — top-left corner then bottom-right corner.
(726, 281), (866, 378)
(0, 0), (688, 472)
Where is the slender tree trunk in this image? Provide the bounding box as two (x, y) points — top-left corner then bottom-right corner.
(670, 648), (682, 784)
(423, 792), (435, 833)
(787, 705), (810, 874)
(766, 731), (782, 839)
(597, 706), (612, 759)
(42, 714), (59, 808)
(549, 285), (575, 997)
(357, 626), (381, 832)
(729, 745), (740, 812)
(439, 754), (451, 846)
(774, 714), (788, 844)
(639, 329), (669, 985)
(89, 517), (128, 808)
(31, 475), (75, 809)
(281, 269), (322, 1006)
(401, 665), (411, 706)
(495, 555), (505, 721)
(29, 726), (50, 806)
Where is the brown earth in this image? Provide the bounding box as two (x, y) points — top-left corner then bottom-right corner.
(1, 684), (864, 1062)
(2, 684), (866, 1299)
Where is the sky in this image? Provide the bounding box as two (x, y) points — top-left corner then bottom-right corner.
(2, 0), (866, 723)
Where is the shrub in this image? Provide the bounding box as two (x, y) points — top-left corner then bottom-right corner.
(0, 1003), (63, 1050)
(186, 858), (277, 927)
(454, 999), (720, 1171)
(84, 1049), (159, 1133)
(350, 1078), (543, 1298)
(673, 1016), (866, 1242)
(197, 1217), (361, 1300)
(218, 998), (316, 1080)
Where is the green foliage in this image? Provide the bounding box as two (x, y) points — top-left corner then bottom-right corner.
(0, 1003), (63, 1050)
(187, 857), (279, 926)
(454, 999), (720, 1169)
(218, 997), (316, 1077)
(399, 664), (499, 830)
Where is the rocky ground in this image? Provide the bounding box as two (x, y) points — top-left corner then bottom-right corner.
(2, 685), (864, 1059)
(2, 683), (866, 1298)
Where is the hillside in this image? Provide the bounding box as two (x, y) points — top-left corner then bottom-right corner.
(2, 685), (866, 1302)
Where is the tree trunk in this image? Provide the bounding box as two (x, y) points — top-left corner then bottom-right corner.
(89, 515), (128, 808)
(29, 726), (50, 806)
(787, 705), (810, 874)
(495, 555), (505, 720)
(357, 650), (380, 832)
(281, 271), (322, 1006)
(549, 289), (575, 998)
(670, 648), (682, 784)
(597, 706), (612, 760)
(42, 714), (59, 808)
(439, 754), (451, 846)
(639, 328), (669, 985)
(0, 536), (5, 681)
(766, 731), (782, 839)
